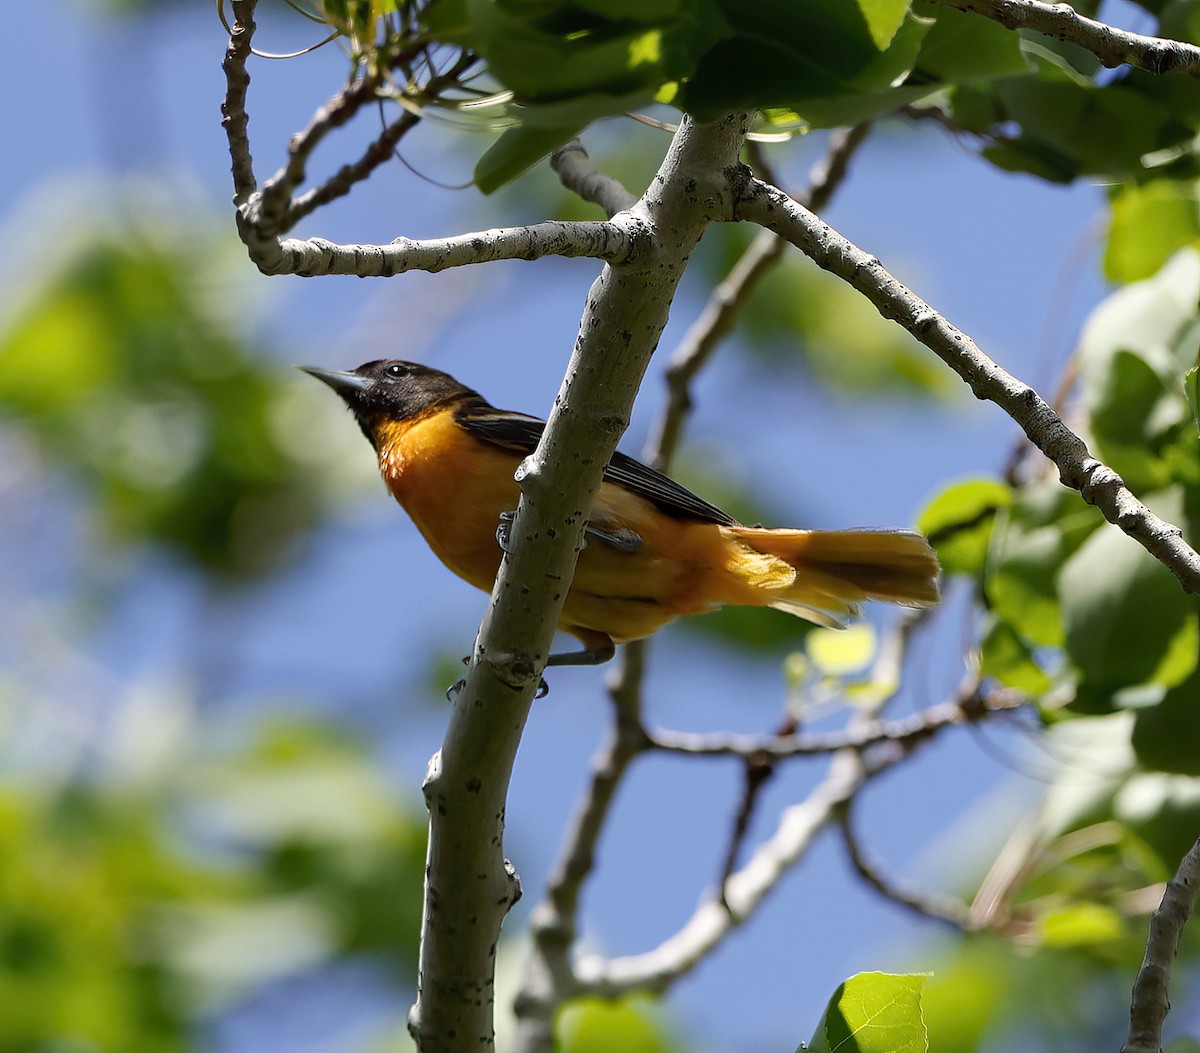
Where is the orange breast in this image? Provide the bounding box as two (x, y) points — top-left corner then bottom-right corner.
(375, 412), (520, 593)
(372, 411), (740, 645)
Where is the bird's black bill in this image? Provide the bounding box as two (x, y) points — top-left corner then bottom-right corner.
(299, 365), (372, 397)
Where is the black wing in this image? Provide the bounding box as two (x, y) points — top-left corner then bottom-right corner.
(456, 402), (738, 526)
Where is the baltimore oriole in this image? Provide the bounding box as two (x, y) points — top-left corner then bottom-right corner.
(303, 360), (939, 665)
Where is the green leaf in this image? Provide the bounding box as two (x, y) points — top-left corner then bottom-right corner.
(1060, 499), (1199, 698)
(913, 2), (1029, 82)
(980, 618), (1053, 695)
(1038, 902), (1125, 947)
(986, 483), (1103, 648)
(1133, 667), (1200, 774)
(857, 0), (912, 50)
(808, 972), (929, 1053)
(1105, 180), (1200, 285)
(917, 477), (1012, 578)
(466, 0), (668, 101)
(573, 0), (683, 20)
(421, 0), (470, 41)
(1077, 249), (1200, 488)
(474, 122), (585, 194)
(993, 80), (1166, 180)
(807, 623), (876, 676)
(1086, 349), (1180, 492)
(680, 0), (924, 119)
(794, 83), (936, 129)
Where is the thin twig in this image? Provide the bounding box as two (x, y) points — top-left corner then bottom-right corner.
(282, 108), (423, 229)
(716, 718), (794, 903)
(279, 54), (481, 231)
(1122, 836), (1200, 1053)
(837, 798), (977, 930)
(928, 0), (1200, 75)
(646, 688), (1026, 760)
(573, 750), (873, 996)
(738, 180), (1200, 595)
(551, 139), (638, 218)
(573, 726), (931, 997)
(257, 70), (393, 232)
(646, 124), (872, 469)
(220, 0), (260, 208)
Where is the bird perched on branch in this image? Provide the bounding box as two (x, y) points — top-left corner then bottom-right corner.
(303, 360), (940, 667)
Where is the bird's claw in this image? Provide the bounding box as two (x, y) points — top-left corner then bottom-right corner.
(448, 660), (547, 700)
(496, 509), (517, 552)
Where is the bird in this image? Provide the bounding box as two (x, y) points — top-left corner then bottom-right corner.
(303, 359), (940, 667)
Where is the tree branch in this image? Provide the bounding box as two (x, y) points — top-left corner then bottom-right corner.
(572, 747), (879, 997)
(237, 220), (638, 277)
(737, 180), (1200, 595)
(551, 139), (638, 218)
(837, 799), (977, 930)
(409, 113), (750, 1053)
(647, 688), (1025, 759)
(510, 128), (879, 1050)
(220, 0), (259, 208)
(927, 0), (1200, 75)
(281, 106), (423, 230)
(513, 647), (652, 1052)
(256, 69), (389, 234)
(220, 1), (624, 278)
(1122, 836), (1200, 1053)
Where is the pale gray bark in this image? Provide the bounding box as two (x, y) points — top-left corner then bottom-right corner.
(408, 114), (751, 1053)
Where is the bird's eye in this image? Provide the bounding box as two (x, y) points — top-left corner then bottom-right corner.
(385, 363), (408, 379)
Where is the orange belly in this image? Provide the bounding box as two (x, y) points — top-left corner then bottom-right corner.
(373, 414), (735, 644)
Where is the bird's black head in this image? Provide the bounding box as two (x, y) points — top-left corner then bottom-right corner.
(301, 360), (478, 445)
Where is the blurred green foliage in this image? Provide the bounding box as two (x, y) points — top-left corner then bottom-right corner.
(0, 188), (420, 1050)
(920, 246), (1200, 725)
(0, 701), (426, 1053)
(697, 225), (960, 398)
(0, 195), (347, 578)
(910, 245), (1200, 1038)
(557, 996), (676, 1053)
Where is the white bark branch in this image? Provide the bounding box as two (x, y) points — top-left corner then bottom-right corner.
(573, 750), (873, 996)
(236, 221), (638, 277)
(409, 113), (750, 1053)
(737, 180), (1200, 595)
(928, 0), (1200, 75)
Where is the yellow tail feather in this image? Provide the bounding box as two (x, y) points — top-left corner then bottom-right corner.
(723, 527), (940, 628)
